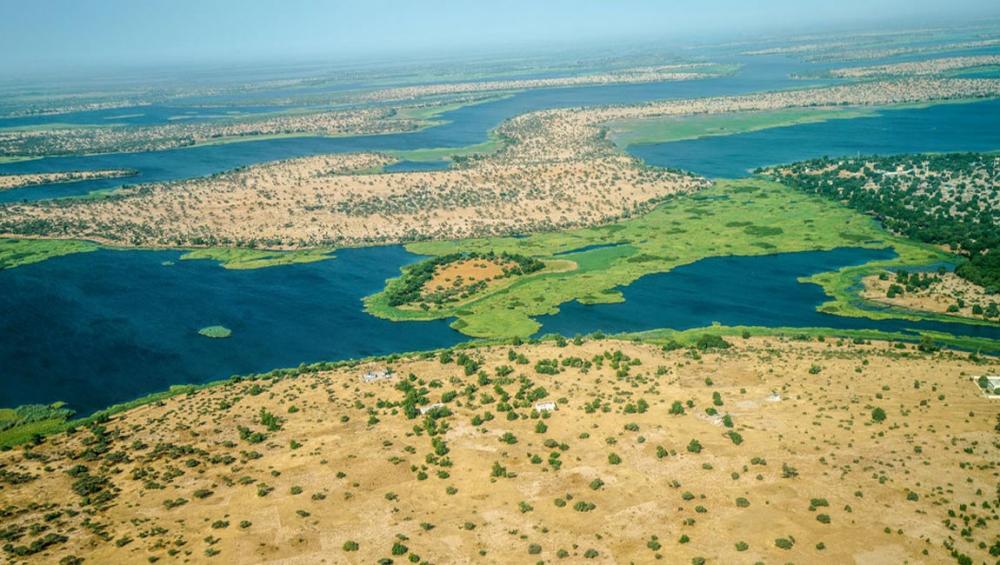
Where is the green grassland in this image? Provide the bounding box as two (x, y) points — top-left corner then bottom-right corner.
(198, 325), (232, 338)
(387, 132), (507, 163)
(179, 247), (336, 269)
(607, 106), (880, 147)
(0, 240), (336, 271)
(367, 178), (953, 339)
(625, 324), (1000, 355)
(0, 238), (99, 270)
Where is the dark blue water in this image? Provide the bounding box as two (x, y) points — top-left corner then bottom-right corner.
(534, 247), (1000, 340)
(0, 246), (463, 415)
(1, 245), (997, 415)
(628, 99), (1000, 177)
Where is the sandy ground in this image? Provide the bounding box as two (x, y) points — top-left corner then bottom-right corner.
(0, 153), (704, 248)
(0, 170), (134, 191)
(830, 55), (1000, 78)
(863, 271), (996, 320)
(4, 78), (998, 250)
(1, 337), (997, 564)
(356, 64), (726, 103)
(425, 258), (511, 293)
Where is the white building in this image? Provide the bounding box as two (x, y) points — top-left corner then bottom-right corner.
(361, 368), (392, 383)
(534, 402), (557, 412)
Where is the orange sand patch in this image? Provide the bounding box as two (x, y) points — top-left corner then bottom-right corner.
(423, 258), (513, 294)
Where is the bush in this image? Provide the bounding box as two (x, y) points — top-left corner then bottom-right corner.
(872, 407), (887, 422)
(695, 334), (731, 350)
(687, 439), (702, 453)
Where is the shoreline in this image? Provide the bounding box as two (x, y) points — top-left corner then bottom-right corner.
(2, 324), (997, 449)
(0, 168), (137, 191)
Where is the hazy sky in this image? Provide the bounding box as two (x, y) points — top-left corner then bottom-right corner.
(1, 0), (998, 73)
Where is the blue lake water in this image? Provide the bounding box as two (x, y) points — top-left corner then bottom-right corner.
(1, 245), (997, 415)
(627, 98), (1000, 177)
(535, 247), (1000, 339)
(0, 246), (464, 415)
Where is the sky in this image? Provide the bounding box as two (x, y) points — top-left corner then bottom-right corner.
(1, 0), (998, 74)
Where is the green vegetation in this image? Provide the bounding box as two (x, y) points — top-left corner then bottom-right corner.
(607, 106), (879, 147)
(179, 247), (336, 269)
(0, 403), (75, 446)
(198, 326), (232, 339)
(766, 153), (999, 291)
(379, 251), (544, 308)
(0, 240), (336, 271)
(797, 237), (992, 325)
(371, 178), (956, 338)
(0, 238), (98, 270)
(626, 324), (1000, 355)
(388, 132), (508, 164)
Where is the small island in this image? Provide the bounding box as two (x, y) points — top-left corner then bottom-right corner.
(197, 325), (232, 338)
(0, 169), (136, 191)
(385, 251), (546, 311)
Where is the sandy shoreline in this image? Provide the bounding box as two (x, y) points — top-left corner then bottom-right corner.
(0, 169), (135, 191)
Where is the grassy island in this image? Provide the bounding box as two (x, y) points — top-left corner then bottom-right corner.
(198, 325), (232, 338)
(0, 238), (98, 270)
(384, 252), (545, 308)
(180, 247), (336, 270)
